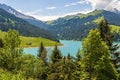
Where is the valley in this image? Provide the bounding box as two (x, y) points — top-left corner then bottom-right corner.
(0, 1), (120, 80)
(0, 4), (120, 41)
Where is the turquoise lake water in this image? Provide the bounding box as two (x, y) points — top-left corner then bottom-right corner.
(23, 40), (120, 57)
(24, 40), (82, 57)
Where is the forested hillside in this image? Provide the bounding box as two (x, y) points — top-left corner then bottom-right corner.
(46, 10), (120, 41)
(0, 3), (49, 29)
(0, 4), (119, 41)
(0, 19), (119, 80)
(0, 8), (56, 41)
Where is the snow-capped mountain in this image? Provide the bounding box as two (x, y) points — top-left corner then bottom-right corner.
(0, 3), (49, 29)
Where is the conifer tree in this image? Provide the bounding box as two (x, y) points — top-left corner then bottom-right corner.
(98, 18), (113, 48)
(76, 49), (82, 62)
(37, 42), (47, 80)
(98, 18), (120, 74)
(67, 53), (72, 60)
(51, 45), (62, 63)
(0, 38), (4, 48)
(81, 29), (118, 80)
(37, 42), (47, 64)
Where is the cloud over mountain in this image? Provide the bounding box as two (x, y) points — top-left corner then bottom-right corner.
(87, 0), (120, 11)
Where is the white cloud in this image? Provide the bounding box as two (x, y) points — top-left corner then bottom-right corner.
(46, 6), (56, 10)
(86, 0), (120, 11)
(65, 0), (86, 7)
(66, 9), (92, 15)
(25, 9), (93, 21)
(65, 4), (70, 7)
(26, 9), (42, 15)
(29, 15), (60, 21)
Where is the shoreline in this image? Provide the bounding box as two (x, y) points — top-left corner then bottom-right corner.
(23, 44), (64, 48)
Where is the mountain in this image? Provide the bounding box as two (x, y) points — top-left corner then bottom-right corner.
(0, 3), (48, 29)
(46, 10), (120, 41)
(112, 8), (120, 15)
(1, 3), (119, 41)
(0, 8), (57, 41)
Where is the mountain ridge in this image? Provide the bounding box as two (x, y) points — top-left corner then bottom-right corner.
(0, 8), (57, 41)
(46, 9), (120, 41)
(0, 3), (48, 29)
(0, 3), (119, 41)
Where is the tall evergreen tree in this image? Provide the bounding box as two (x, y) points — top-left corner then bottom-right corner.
(98, 18), (114, 48)
(50, 45), (62, 63)
(37, 42), (47, 80)
(67, 53), (72, 60)
(37, 42), (47, 64)
(76, 49), (82, 62)
(98, 19), (112, 52)
(0, 38), (4, 48)
(98, 18), (120, 74)
(81, 29), (118, 80)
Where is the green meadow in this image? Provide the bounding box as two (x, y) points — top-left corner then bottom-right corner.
(0, 30), (61, 47)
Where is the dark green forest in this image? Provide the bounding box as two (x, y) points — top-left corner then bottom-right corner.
(47, 10), (120, 41)
(0, 8), (57, 41)
(0, 19), (119, 80)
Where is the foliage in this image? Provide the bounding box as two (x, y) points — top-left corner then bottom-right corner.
(0, 8), (57, 41)
(98, 19), (120, 77)
(81, 29), (118, 80)
(110, 25), (120, 41)
(47, 10), (120, 41)
(0, 68), (26, 80)
(50, 45), (62, 63)
(47, 58), (77, 80)
(0, 20), (119, 80)
(110, 25), (120, 35)
(0, 30), (61, 47)
(0, 38), (4, 48)
(1, 29), (22, 71)
(98, 18), (114, 48)
(37, 42), (47, 64)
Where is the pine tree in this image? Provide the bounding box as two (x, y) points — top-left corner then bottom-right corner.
(0, 38), (4, 48)
(37, 42), (47, 80)
(81, 29), (118, 80)
(67, 53), (72, 60)
(50, 45), (62, 63)
(76, 49), (82, 62)
(98, 18), (113, 48)
(98, 18), (120, 74)
(37, 42), (47, 64)
(111, 44), (120, 73)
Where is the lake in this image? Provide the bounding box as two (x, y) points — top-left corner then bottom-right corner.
(23, 40), (120, 57)
(24, 40), (82, 57)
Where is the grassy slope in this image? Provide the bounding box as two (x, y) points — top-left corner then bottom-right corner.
(110, 25), (120, 35)
(93, 17), (120, 34)
(20, 36), (61, 47)
(0, 30), (61, 47)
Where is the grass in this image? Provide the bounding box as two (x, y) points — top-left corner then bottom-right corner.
(93, 17), (104, 23)
(80, 10), (104, 18)
(93, 17), (120, 35)
(0, 30), (62, 48)
(110, 25), (120, 35)
(20, 36), (62, 47)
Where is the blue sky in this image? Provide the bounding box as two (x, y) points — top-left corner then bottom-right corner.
(0, 0), (120, 21)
